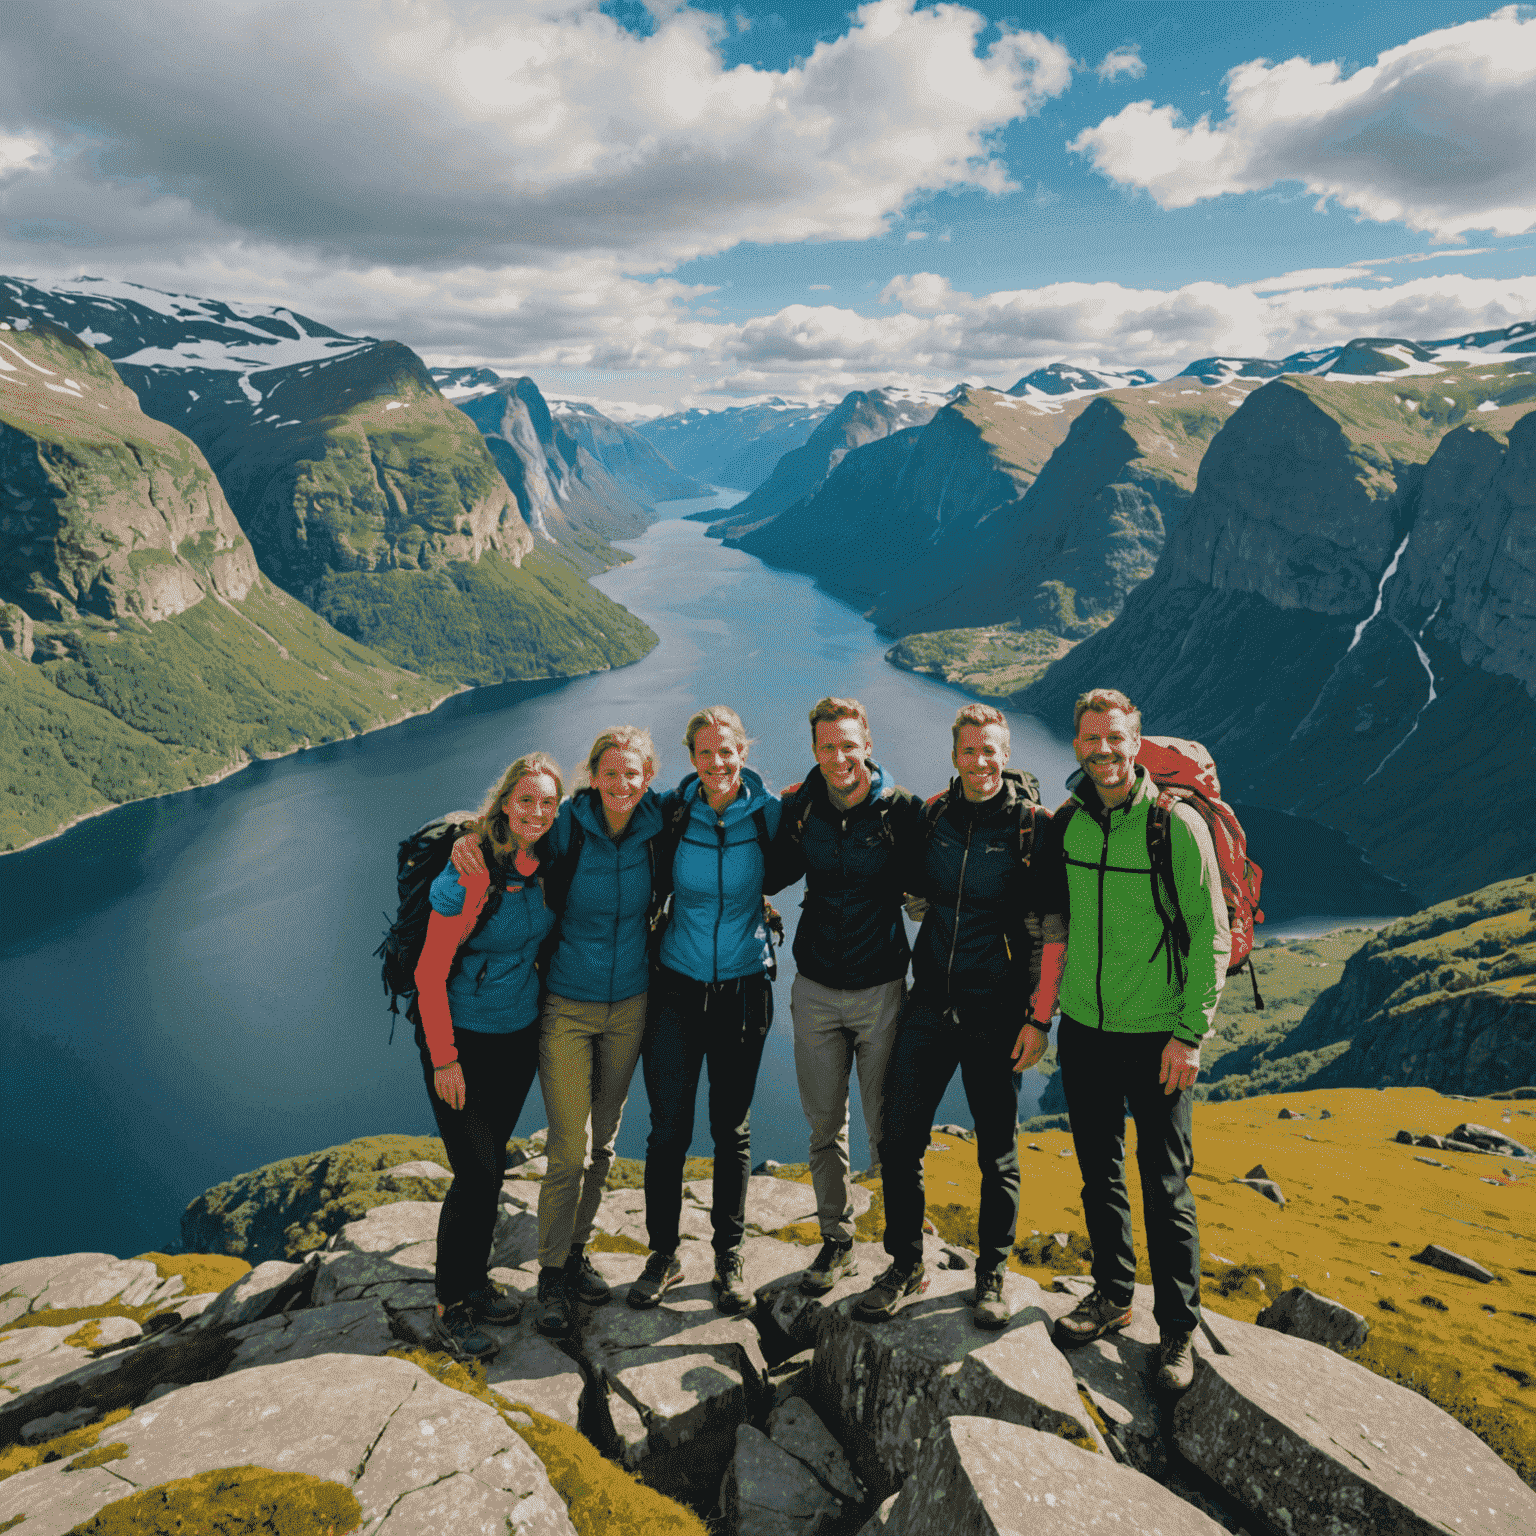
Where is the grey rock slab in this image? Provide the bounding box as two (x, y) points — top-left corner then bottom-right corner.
(721, 1422), (842, 1536)
(578, 1244), (770, 1504)
(1447, 1122), (1534, 1158)
(502, 1176), (545, 1210)
(592, 1184), (712, 1245)
(768, 1395), (863, 1502)
(383, 1159), (452, 1179)
(191, 1256), (306, 1330)
(686, 1175), (870, 1232)
(808, 1264), (1105, 1501)
(225, 1298), (398, 1371)
(312, 1249), (434, 1307)
(334, 1200), (444, 1255)
(491, 1205), (542, 1270)
(0, 1354), (574, 1536)
(0, 1252), (165, 1313)
(1411, 1243), (1495, 1282)
(486, 1329), (587, 1429)
(0, 1324), (108, 1397)
(879, 1415), (1226, 1536)
(1257, 1287), (1369, 1350)
(1173, 1311), (1536, 1535)
(19, 1404), (100, 1443)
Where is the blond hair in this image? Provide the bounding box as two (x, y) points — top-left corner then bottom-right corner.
(684, 705), (751, 755)
(951, 702), (1009, 750)
(477, 751), (564, 859)
(578, 725), (658, 788)
(808, 696), (869, 743)
(1073, 688), (1141, 735)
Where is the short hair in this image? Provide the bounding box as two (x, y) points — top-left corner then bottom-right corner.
(478, 751), (564, 857)
(684, 705), (751, 755)
(1073, 688), (1142, 735)
(951, 702), (1010, 750)
(808, 696), (869, 743)
(580, 725), (658, 787)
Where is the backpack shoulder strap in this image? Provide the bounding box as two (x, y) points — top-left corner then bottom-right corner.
(1145, 790), (1191, 985)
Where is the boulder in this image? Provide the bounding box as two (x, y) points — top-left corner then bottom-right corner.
(720, 1423), (843, 1536)
(1447, 1122), (1535, 1159)
(1278, 1108), (1306, 1120)
(1395, 1129), (1416, 1144)
(1232, 1177), (1286, 1207)
(768, 1396), (863, 1503)
(0, 1354), (576, 1536)
(0, 1253), (186, 1317)
(876, 1416), (1227, 1536)
(1175, 1308), (1536, 1535)
(1411, 1244), (1495, 1283)
(576, 1245), (772, 1504)
(1256, 1288), (1369, 1351)
(807, 1264), (1105, 1501)
(1415, 1134), (1445, 1149)
(190, 1256), (313, 1331)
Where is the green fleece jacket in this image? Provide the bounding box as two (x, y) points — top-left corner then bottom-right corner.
(1055, 766), (1229, 1044)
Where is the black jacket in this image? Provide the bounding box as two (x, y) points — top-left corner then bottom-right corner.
(911, 775), (1066, 1015)
(767, 763), (925, 992)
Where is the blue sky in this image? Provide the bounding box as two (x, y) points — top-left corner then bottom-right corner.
(1, 1), (1532, 411)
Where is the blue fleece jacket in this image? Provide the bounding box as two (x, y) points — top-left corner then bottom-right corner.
(543, 787), (663, 1003)
(427, 862), (553, 1034)
(658, 767), (782, 983)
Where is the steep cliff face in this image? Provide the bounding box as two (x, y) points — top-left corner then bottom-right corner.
(635, 399), (828, 493)
(1021, 361), (1536, 901)
(0, 320), (257, 628)
(548, 397), (702, 505)
(711, 387), (950, 539)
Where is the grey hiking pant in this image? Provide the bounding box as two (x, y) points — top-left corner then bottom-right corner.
(536, 991), (647, 1270)
(790, 973), (905, 1243)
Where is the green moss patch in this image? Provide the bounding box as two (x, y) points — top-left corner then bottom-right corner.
(131, 1254), (250, 1298)
(63, 1466), (362, 1535)
(1, 1304), (157, 1335)
(65, 1442), (127, 1473)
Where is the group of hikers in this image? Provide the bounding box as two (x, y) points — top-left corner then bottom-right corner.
(407, 687), (1231, 1399)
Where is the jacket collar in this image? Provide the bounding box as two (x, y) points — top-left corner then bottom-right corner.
(572, 784), (663, 841)
(1068, 762), (1152, 818)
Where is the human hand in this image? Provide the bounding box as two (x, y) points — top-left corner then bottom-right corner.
(1159, 1038), (1200, 1096)
(902, 894), (929, 922)
(1011, 1022), (1049, 1073)
(434, 1060), (467, 1109)
(451, 834), (486, 877)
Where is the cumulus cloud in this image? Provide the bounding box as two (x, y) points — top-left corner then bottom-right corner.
(1071, 7), (1536, 238)
(0, 0), (1071, 273)
(1096, 45), (1145, 83)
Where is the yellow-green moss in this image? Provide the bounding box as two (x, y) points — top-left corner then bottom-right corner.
(1, 1304), (157, 1334)
(63, 1466), (362, 1535)
(386, 1348), (707, 1536)
(587, 1232), (648, 1256)
(62, 1322), (103, 1350)
(65, 1443), (127, 1473)
(0, 1512), (24, 1532)
(0, 1408), (131, 1484)
(131, 1253), (250, 1298)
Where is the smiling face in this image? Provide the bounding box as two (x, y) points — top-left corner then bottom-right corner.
(1074, 708), (1140, 805)
(813, 716), (873, 805)
(690, 723), (746, 807)
(594, 745), (653, 826)
(502, 771), (561, 849)
(952, 723), (1009, 802)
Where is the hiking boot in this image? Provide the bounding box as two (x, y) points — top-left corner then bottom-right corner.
(431, 1300), (498, 1362)
(712, 1250), (753, 1315)
(852, 1262), (928, 1321)
(464, 1280), (523, 1328)
(1052, 1288), (1133, 1348)
(626, 1250), (684, 1310)
(1156, 1330), (1196, 1395)
(563, 1246), (612, 1306)
(535, 1267), (573, 1339)
(800, 1238), (857, 1296)
(971, 1267), (1010, 1331)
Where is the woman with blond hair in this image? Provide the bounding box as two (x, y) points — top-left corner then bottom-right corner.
(414, 751), (561, 1363)
(627, 705), (782, 1316)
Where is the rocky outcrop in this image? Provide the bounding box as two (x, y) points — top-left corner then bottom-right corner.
(1021, 362), (1536, 901)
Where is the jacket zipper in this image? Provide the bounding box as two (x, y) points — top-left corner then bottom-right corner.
(945, 810), (974, 998)
(1095, 812), (1109, 1028)
(713, 814), (726, 983)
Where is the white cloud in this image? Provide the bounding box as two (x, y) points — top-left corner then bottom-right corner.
(1071, 8), (1536, 238)
(0, 0), (1072, 273)
(1096, 45), (1145, 83)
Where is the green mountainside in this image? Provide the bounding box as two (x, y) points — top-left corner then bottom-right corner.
(0, 320), (440, 850)
(1020, 358), (1536, 901)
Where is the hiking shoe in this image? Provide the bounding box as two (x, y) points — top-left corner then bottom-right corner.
(1052, 1288), (1133, 1348)
(464, 1280), (523, 1327)
(971, 1267), (1010, 1331)
(712, 1250), (753, 1315)
(853, 1262), (928, 1321)
(800, 1239), (857, 1296)
(563, 1246), (612, 1306)
(1156, 1330), (1196, 1395)
(431, 1301), (498, 1362)
(626, 1250), (684, 1310)
(535, 1267), (573, 1339)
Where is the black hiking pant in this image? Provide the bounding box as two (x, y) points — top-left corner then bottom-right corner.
(415, 1021), (540, 1306)
(1057, 1015), (1201, 1336)
(877, 991), (1021, 1275)
(641, 967), (772, 1258)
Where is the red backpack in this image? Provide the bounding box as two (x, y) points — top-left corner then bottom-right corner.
(1136, 736), (1265, 1009)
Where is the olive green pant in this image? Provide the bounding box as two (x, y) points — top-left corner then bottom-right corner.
(536, 990), (648, 1270)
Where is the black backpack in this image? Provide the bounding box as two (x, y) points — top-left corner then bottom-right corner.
(375, 812), (507, 1037)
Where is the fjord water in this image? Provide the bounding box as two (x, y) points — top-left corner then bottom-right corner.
(0, 501), (1396, 1263)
